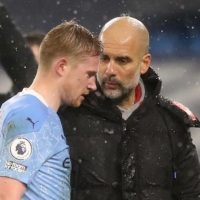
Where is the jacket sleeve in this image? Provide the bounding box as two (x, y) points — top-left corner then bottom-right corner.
(158, 96), (200, 199)
(172, 125), (200, 199)
(0, 3), (37, 92)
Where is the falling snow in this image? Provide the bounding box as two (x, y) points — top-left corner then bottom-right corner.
(0, 0), (200, 155)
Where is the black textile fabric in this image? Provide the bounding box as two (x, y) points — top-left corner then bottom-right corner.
(59, 67), (200, 200)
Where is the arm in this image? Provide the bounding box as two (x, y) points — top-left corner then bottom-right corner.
(158, 96), (200, 199)
(0, 3), (37, 92)
(0, 177), (26, 200)
(172, 127), (200, 199)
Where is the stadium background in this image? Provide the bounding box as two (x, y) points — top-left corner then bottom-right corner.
(0, 0), (200, 154)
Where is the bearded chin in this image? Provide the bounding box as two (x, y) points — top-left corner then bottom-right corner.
(102, 83), (136, 104)
(98, 73), (140, 103)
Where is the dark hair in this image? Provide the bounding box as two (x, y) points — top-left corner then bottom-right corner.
(24, 32), (45, 46)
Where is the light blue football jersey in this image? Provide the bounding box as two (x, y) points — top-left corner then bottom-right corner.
(0, 90), (71, 200)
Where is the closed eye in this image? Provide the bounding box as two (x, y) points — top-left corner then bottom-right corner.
(116, 56), (132, 65)
(87, 71), (96, 78)
(100, 54), (110, 63)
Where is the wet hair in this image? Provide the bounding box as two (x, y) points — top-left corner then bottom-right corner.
(39, 20), (103, 70)
(24, 32), (45, 46)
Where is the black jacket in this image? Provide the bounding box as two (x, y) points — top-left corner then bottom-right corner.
(0, 3), (37, 105)
(59, 67), (200, 200)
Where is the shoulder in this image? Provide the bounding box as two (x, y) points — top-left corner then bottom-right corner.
(157, 95), (200, 127)
(2, 94), (48, 138)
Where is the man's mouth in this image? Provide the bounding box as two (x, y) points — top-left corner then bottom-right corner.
(82, 92), (89, 96)
(105, 82), (118, 89)
(81, 93), (89, 100)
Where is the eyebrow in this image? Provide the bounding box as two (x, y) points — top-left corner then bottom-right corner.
(115, 56), (132, 61)
(87, 71), (97, 76)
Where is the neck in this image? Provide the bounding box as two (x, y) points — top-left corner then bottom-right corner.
(29, 73), (61, 112)
(115, 83), (142, 110)
(115, 90), (136, 110)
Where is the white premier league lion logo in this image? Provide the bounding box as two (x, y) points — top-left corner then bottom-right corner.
(10, 137), (32, 160)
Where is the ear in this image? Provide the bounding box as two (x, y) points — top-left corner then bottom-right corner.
(140, 54), (151, 74)
(55, 58), (68, 76)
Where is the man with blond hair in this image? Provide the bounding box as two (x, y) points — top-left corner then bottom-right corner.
(60, 16), (200, 200)
(0, 20), (102, 200)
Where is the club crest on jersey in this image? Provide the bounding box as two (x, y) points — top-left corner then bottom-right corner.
(10, 137), (32, 160)
(63, 157), (71, 169)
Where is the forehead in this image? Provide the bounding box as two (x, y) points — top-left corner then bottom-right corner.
(100, 31), (138, 57)
(76, 55), (100, 71)
(102, 42), (133, 57)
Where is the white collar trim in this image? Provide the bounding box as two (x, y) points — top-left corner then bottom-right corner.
(20, 88), (48, 107)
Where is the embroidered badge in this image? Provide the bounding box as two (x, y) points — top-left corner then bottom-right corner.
(10, 137), (32, 160)
(5, 161), (27, 174)
(63, 157), (71, 169)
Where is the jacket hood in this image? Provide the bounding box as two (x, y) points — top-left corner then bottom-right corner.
(141, 67), (162, 96)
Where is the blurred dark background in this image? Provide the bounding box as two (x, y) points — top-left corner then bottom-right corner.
(1, 0), (200, 58)
(0, 0), (200, 153)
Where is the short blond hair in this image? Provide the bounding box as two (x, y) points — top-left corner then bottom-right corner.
(39, 20), (103, 70)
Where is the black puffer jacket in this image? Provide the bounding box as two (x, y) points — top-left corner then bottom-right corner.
(60, 67), (200, 200)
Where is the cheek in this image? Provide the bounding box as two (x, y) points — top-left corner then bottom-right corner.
(98, 63), (107, 75)
(75, 77), (88, 89)
(126, 67), (140, 78)
(98, 71), (105, 82)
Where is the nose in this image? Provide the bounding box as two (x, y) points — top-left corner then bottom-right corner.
(106, 61), (116, 76)
(88, 76), (97, 91)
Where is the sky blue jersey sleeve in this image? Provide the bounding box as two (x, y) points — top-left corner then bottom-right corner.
(0, 94), (71, 200)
